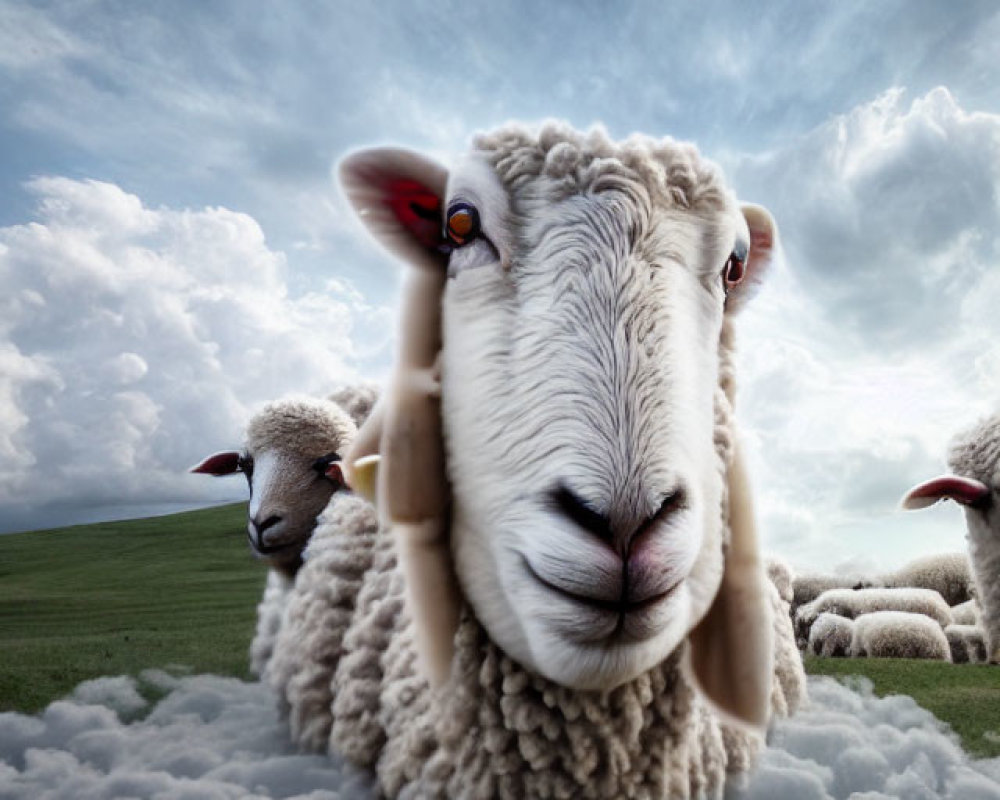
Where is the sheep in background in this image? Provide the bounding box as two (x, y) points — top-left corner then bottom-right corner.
(795, 587), (952, 646)
(808, 613), (854, 658)
(190, 393), (362, 676)
(951, 599), (980, 626)
(850, 611), (951, 661)
(903, 412), (1000, 663)
(945, 624), (988, 664)
(879, 551), (974, 607)
(791, 573), (874, 618)
(328, 383), (380, 429)
(266, 123), (806, 798)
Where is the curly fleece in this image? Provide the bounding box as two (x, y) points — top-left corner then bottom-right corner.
(266, 497), (805, 799)
(244, 396), (356, 461)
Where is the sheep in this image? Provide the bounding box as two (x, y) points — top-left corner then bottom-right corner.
(808, 613), (854, 658)
(328, 383), (380, 429)
(902, 412), (1000, 663)
(189, 394), (360, 676)
(764, 558), (806, 716)
(951, 599), (981, 626)
(265, 123), (805, 798)
(879, 551), (974, 607)
(794, 587), (952, 646)
(791, 573), (874, 619)
(850, 611), (951, 661)
(945, 624), (989, 664)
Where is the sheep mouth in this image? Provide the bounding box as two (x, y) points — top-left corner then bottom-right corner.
(246, 531), (302, 557)
(522, 557), (678, 642)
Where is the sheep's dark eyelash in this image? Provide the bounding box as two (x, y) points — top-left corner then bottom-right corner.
(311, 452), (342, 478)
(238, 454), (254, 475)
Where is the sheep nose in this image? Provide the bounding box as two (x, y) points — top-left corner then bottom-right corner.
(249, 514), (283, 547)
(550, 484), (685, 555)
(548, 483), (688, 604)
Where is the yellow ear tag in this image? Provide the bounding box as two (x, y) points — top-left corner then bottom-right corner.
(348, 454), (380, 503)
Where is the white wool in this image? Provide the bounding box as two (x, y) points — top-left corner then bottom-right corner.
(808, 613), (854, 658)
(944, 624), (988, 664)
(952, 599), (981, 627)
(850, 611), (951, 661)
(880, 552), (975, 608)
(796, 587), (953, 645)
(249, 570), (293, 679)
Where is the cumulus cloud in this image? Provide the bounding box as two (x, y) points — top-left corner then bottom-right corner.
(0, 178), (392, 532)
(0, 671), (373, 799)
(733, 677), (1000, 799)
(730, 88), (1000, 571)
(0, 673), (996, 798)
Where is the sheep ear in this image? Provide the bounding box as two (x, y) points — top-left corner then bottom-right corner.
(339, 148), (449, 272)
(901, 475), (991, 509)
(725, 204), (777, 315)
(687, 439), (773, 730)
(189, 451), (241, 476)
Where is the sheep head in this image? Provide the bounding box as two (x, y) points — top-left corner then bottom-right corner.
(190, 397), (355, 575)
(902, 412), (1000, 661)
(341, 124), (778, 727)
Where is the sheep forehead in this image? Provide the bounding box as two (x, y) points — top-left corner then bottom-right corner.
(244, 397), (356, 460)
(948, 412), (1000, 486)
(471, 122), (731, 216)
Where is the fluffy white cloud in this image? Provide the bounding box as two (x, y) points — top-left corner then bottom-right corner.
(0, 673), (996, 798)
(0, 178), (392, 531)
(0, 671), (374, 799)
(729, 88), (1000, 571)
(733, 677), (1000, 800)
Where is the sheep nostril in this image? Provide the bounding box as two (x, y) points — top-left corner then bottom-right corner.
(549, 485), (613, 544)
(257, 515), (282, 533)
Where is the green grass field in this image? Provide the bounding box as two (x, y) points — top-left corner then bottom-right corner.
(0, 505), (998, 757)
(0, 503), (264, 714)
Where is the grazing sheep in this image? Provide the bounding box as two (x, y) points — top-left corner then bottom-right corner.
(795, 587), (952, 646)
(879, 551), (974, 607)
(190, 395), (358, 676)
(791, 573), (874, 618)
(902, 413), (1000, 663)
(268, 123), (805, 798)
(850, 611), (951, 661)
(951, 599), (981, 626)
(808, 613), (854, 658)
(945, 624), (989, 664)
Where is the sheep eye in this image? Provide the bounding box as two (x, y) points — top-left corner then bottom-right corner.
(445, 202), (480, 247)
(312, 452), (341, 475)
(237, 454), (253, 475)
(724, 242), (749, 291)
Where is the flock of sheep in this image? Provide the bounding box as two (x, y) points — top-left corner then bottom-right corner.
(189, 123), (998, 799)
(794, 553), (991, 664)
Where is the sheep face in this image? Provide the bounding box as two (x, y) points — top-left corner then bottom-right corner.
(902, 412), (1000, 661)
(191, 397), (356, 574)
(438, 135), (773, 690)
(341, 126), (777, 692)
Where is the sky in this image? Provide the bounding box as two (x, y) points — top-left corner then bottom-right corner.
(2, 0), (1000, 574)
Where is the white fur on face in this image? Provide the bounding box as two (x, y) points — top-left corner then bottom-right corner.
(247, 449), (337, 568)
(441, 159), (742, 689)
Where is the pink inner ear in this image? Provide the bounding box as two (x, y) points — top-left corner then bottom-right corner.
(325, 462), (345, 486)
(901, 475), (991, 510)
(190, 451), (241, 476)
(385, 179), (443, 252)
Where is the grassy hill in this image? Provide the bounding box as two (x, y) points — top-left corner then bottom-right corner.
(0, 504), (998, 756)
(0, 503), (264, 713)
